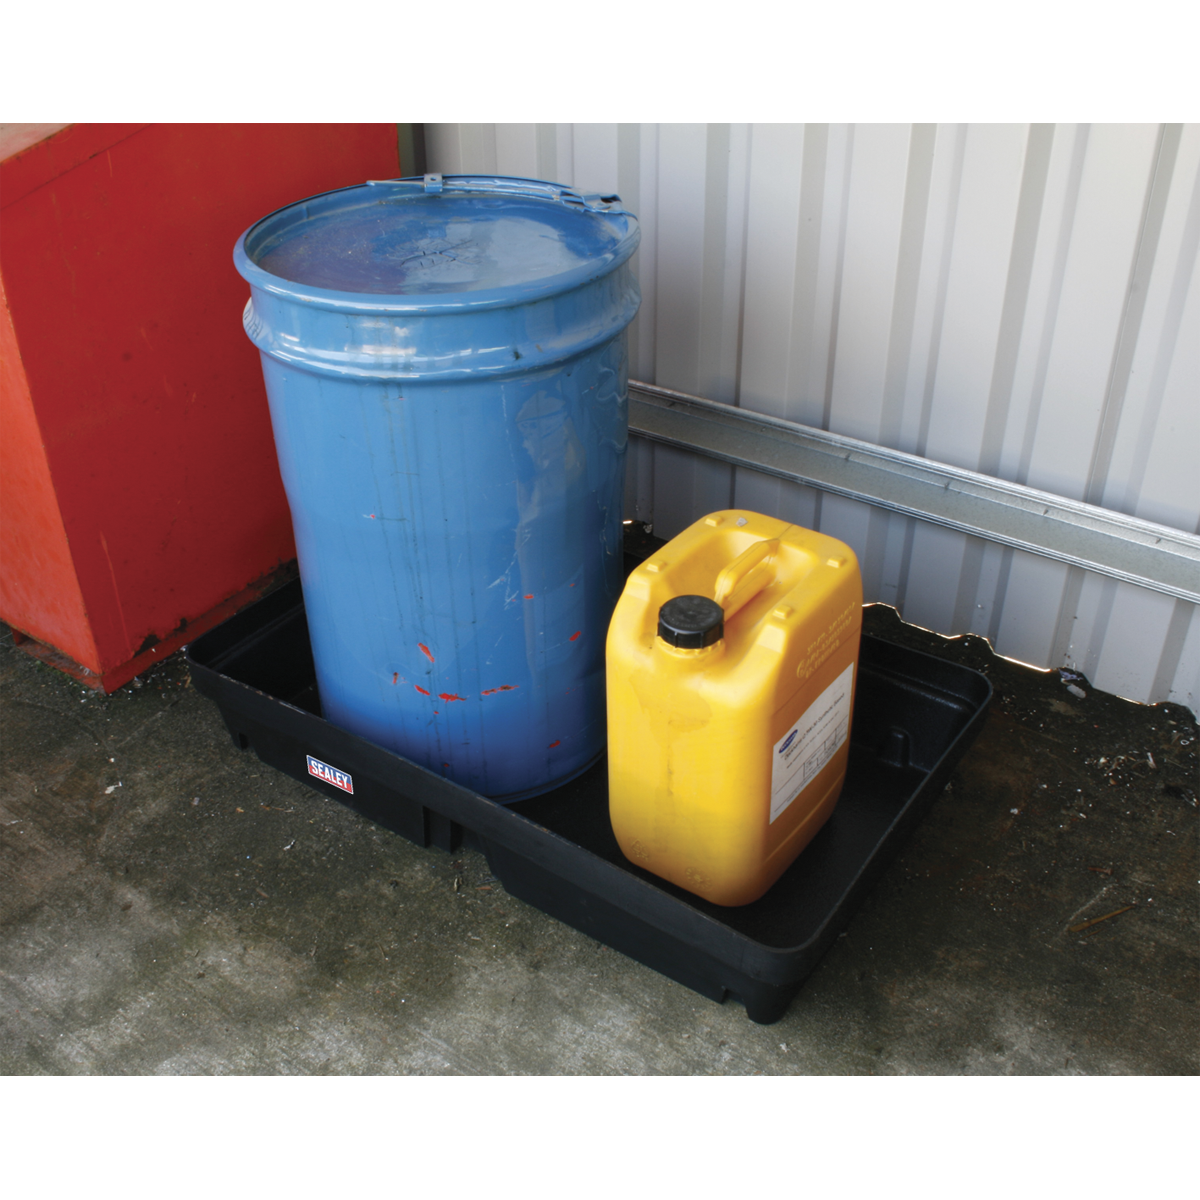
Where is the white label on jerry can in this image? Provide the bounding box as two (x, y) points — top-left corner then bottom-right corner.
(770, 662), (854, 823)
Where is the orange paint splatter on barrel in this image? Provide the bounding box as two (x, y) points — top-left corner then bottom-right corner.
(414, 685), (430, 696)
(548, 740), (561, 748)
(391, 672), (399, 685)
(569, 630), (581, 641)
(438, 693), (466, 703)
(418, 643), (435, 663)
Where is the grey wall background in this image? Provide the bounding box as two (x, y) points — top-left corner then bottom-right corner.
(427, 124), (1200, 713)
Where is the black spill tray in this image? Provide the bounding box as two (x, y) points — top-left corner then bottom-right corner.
(186, 577), (991, 1024)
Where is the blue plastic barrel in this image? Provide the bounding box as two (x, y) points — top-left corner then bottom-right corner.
(233, 175), (640, 800)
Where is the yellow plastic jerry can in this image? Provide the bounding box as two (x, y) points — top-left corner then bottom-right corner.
(606, 510), (863, 906)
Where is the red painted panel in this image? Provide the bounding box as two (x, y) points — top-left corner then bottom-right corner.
(0, 267), (99, 669)
(1, 123), (401, 684)
(0, 124), (147, 208)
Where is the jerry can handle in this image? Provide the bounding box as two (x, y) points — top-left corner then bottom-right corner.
(713, 538), (780, 619)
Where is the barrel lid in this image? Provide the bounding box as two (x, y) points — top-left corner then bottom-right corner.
(658, 596), (725, 650)
(235, 175), (639, 310)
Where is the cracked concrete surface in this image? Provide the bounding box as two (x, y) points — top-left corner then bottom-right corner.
(1, 609), (1196, 1075)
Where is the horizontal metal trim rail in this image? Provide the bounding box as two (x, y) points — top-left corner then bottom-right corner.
(628, 382), (1200, 606)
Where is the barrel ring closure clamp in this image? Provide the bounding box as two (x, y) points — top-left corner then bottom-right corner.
(368, 174), (629, 215)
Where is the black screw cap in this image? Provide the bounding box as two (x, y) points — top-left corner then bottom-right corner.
(657, 595), (724, 649)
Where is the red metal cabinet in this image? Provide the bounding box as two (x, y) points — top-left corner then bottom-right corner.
(1, 123), (401, 690)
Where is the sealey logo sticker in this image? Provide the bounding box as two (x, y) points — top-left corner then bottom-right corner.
(307, 755), (354, 794)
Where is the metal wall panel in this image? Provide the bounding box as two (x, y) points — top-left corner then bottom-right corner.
(427, 124), (1200, 713)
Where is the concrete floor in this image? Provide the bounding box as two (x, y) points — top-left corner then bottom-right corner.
(1, 608), (1196, 1075)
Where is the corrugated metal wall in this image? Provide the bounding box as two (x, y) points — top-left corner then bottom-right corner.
(427, 124), (1200, 713)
